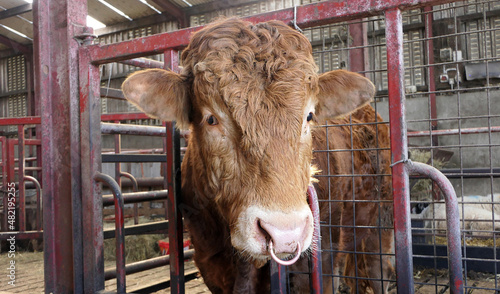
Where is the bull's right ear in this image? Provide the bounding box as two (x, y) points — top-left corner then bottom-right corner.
(122, 69), (190, 129)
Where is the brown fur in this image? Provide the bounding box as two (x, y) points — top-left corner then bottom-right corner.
(122, 17), (393, 293)
(309, 105), (394, 294)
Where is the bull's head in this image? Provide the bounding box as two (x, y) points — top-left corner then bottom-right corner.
(122, 18), (375, 264)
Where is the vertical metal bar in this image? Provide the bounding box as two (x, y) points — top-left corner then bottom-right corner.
(165, 49), (185, 294)
(270, 260), (287, 293)
(120, 171), (140, 224)
(95, 172), (126, 293)
(17, 125), (25, 231)
(167, 121), (185, 294)
(1, 137), (6, 231)
(307, 185), (323, 294)
(34, 0), (84, 290)
(385, 8), (414, 293)
(162, 121), (169, 218)
(406, 162), (464, 293)
(79, 49), (105, 293)
(424, 6), (438, 145)
(8, 140), (15, 184)
(348, 20), (366, 73)
(114, 121), (122, 189)
(23, 176), (42, 231)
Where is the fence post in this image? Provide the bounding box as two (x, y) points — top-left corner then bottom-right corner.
(385, 8), (415, 293)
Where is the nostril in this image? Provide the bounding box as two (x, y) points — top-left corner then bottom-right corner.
(256, 219), (272, 242)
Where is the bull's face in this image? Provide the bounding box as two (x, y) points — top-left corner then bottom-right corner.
(122, 18), (375, 264)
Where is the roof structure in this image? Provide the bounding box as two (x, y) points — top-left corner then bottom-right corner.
(0, 0), (258, 54)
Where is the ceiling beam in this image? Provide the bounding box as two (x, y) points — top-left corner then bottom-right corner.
(95, 13), (174, 36)
(0, 3), (32, 20)
(0, 34), (31, 55)
(150, 0), (188, 28)
(185, 0), (260, 16)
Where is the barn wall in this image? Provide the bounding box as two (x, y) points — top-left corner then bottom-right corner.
(375, 89), (500, 196)
(93, 0), (500, 199)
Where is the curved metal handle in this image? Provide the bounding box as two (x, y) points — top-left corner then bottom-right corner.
(406, 161), (464, 293)
(94, 172), (126, 294)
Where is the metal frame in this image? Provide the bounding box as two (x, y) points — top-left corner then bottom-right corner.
(1, 0), (482, 293)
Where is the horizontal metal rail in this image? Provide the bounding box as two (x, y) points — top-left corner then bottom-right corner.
(83, 0), (458, 65)
(103, 220), (168, 239)
(0, 230), (43, 240)
(104, 249), (195, 280)
(408, 126), (500, 137)
(0, 116), (41, 126)
(102, 154), (167, 163)
(102, 190), (169, 206)
(101, 113), (151, 121)
(101, 122), (166, 136)
(118, 58), (165, 69)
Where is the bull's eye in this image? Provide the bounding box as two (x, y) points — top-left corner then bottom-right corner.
(207, 115), (219, 126)
(306, 112), (314, 122)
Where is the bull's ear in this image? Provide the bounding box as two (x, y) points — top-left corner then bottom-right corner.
(316, 70), (375, 120)
(122, 69), (190, 129)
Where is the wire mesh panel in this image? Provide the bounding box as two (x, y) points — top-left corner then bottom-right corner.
(299, 17), (397, 294)
(405, 1), (500, 293)
(290, 1), (499, 292)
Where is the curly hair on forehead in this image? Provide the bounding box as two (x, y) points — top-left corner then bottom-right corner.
(180, 17), (318, 84)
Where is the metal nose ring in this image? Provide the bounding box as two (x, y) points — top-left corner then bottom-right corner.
(268, 240), (301, 266)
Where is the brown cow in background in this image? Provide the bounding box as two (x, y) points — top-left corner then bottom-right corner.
(122, 17), (393, 294)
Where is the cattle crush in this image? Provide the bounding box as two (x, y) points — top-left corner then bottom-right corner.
(0, 0), (499, 293)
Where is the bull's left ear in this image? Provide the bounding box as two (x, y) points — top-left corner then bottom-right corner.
(316, 70), (375, 120)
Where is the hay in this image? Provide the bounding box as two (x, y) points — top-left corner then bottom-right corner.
(409, 150), (449, 202)
(104, 234), (165, 263)
(433, 236), (500, 247)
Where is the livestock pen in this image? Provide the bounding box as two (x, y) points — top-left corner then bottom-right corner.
(0, 0), (498, 293)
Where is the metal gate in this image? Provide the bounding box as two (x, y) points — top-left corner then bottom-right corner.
(18, 0), (500, 293)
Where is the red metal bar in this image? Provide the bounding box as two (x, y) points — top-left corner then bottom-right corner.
(79, 45), (105, 293)
(24, 175), (42, 231)
(385, 8), (415, 292)
(119, 172), (140, 224)
(424, 6), (439, 147)
(95, 172), (126, 293)
(0, 230), (43, 240)
(165, 49), (186, 294)
(307, 185), (323, 293)
(0, 116), (41, 126)
(8, 139), (41, 146)
(101, 112), (150, 121)
(270, 261), (286, 293)
(7, 140), (15, 186)
(408, 126), (500, 137)
(348, 20), (366, 73)
(1, 136), (7, 231)
(17, 125), (26, 231)
(162, 122), (169, 218)
(114, 121), (122, 203)
(35, 0), (87, 290)
(407, 162), (463, 293)
(84, 0), (458, 65)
